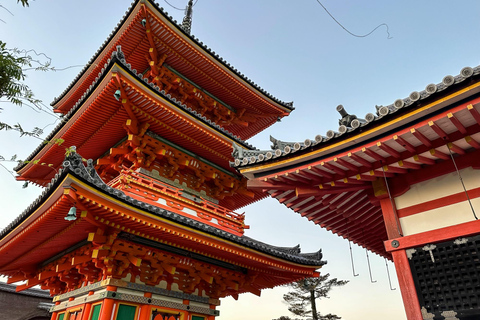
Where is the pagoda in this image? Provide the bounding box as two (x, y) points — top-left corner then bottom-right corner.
(0, 1), (325, 320)
(232, 66), (480, 319)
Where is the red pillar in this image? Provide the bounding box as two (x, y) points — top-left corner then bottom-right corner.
(138, 292), (152, 320)
(81, 291), (95, 320)
(380, 197), (402, 239)
(391, 250), (422, 320)
(99, 286), (117, 320)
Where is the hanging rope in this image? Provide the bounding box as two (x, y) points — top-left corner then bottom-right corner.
(384, 257), (396, 290)
(447, 144), (478, 220)
(381, 163), (404, 236)
(346, 219), (359, 277)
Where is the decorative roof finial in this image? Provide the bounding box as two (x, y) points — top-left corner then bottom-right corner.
(181, 0), (194, 35)
(336, 105), (357, 127)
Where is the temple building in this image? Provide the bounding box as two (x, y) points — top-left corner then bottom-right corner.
(232, 66), (480, 319)
(0, 1), (324, 320)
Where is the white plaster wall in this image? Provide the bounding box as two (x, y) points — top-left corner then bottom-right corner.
(395, 167), (480, 236)
(399, 198), (480, 235)
(395, 167), (480, 209)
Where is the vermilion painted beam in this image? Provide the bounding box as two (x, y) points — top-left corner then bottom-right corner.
(342, 177), (366, 185)
(321, 162), (345, 175)
(247, 180), (298, 190)
(335, 192), (367, 212)
(429, 121), (448, 140)
(380, 198), (402, 239)
(348, 152), (373, 168)
(299, 169), (325, 184)
(290, 172), (315, 185)
(384, 218), (480, 252)
(297, 199), (325, 215)
(391, 250), (423, 320)
(447, 113), (467, 134)
(334, 157), (359, 172)
(362, 148), (384, 162)
(410, 128), (432, 147)
(382, 165), (407, 174)
(397, 160), (421, 170)
(328, 192), (355, 210)
(413, 154), (435, 165)
(295, 186), (322, 197)
(467, 104), (480, 124)
(393, 135), (416, 153)
(342, 200), (371, 219)
(6, 273), (28, 284)
(447, 142), (466, 155)
(396, 186), (480, 218)
(369, 169), (395, 178)
(355, 173), (377, 181)
(309, 166), (333, 179)
(377, 142), (401, 159)
(465, 135), (480, 149)
(308, 208), (336, 222)
(429, 148), (449, 160)
(287, 196), (315, 209)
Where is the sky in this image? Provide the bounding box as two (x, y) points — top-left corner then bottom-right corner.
(2, 1), (480, 319)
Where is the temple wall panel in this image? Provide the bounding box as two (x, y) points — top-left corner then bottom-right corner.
(394, 167), (480, 236)
(395, 167), (480, 209)
(399, 199), (478, 236)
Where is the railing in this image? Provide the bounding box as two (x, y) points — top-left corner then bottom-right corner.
(108, 169), (245, 227)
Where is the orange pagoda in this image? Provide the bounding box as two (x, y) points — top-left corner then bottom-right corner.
(232, 66), (480, 319)
(0, 1), (324, 320)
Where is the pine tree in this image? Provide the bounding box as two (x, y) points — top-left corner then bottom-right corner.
(274, 274), (348, 320)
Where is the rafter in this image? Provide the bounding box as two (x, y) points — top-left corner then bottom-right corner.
(393, 135), (416, 153)
(467, 104), (480, 124)
(465, 136), (480, 149)
(411, 128), (432, 148)
(429, 121), (449, 140)
(447, 142), (466, 155)
(429, 148), (449, 160)
(377, 142), (401, 159)
(447, 113), (467, 134)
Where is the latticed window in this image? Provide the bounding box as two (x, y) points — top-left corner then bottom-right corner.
(408, 235), (480, 319)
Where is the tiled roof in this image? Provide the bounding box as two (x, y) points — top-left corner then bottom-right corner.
(0, 282), (51, 299)
(15, 48), (256, 173)
(231, 65), (480, 168)
(51, 0), (293, 111)
(4, 151), (325, 267)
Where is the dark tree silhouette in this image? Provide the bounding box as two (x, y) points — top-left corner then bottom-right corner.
(274, 274), (348, 320)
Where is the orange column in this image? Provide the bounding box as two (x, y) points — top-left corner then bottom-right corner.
(81, 291), (95, 320)
(51, 301), (61, 320)
(138, 292), (152, 320)
(380, 196), (403, 239)
(99, 286), (117, 320)
(391, 250), (422, 320)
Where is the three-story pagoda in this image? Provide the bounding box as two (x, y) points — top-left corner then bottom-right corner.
(0, 1), (325, 320)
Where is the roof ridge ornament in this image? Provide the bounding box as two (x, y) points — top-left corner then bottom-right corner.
(337, 105), (363, 128)
(181, 0), (194, 35)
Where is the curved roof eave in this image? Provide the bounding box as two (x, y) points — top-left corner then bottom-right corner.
(16, 48), (257, 176)
(4, 153), (325, 267)
(51, 0), (293, 112)
(231, 65), (480, 172)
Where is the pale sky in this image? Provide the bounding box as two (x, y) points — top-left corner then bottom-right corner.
(2, 1), (480, 319)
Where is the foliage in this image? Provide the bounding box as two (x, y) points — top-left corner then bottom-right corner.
(17, 0), (29, 7)
(274, 274), (348, 320)
(0, 39), (51, 137)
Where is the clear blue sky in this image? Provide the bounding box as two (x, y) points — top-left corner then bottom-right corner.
(2, 1), (480, 319)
